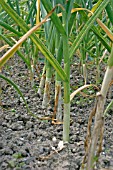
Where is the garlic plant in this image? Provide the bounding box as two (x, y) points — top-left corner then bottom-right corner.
(0, 0), (112, 168)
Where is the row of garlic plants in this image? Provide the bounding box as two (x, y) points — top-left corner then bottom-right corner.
(0, 0), (113, 169)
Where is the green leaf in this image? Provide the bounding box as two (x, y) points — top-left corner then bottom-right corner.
(65, 0), (74, 21)
(0, 0), (68, 82)
(0, 20), (23, 36)
(0, 74), (30, 113)
(104, 99), (113, 115)
(108, 44), (113, 67)
(13, 152), (23, 159)
(26, 0), (36, 25)
(69, 0), (110, 58)
(8, 160), (15, 168)
(0, 74), (49, 120)
(73, 2), (111, 53)
(92, 26), (111, 53)
(41, 0), (67, 36)
(106, 2), (113, 25)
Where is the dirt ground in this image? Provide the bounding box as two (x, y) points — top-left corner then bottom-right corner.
(0, 56), (113, 170)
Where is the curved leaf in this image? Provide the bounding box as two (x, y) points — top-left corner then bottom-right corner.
(0, 74), (30, 113)
(91, 26), (111, 53)
(70, 84), (99, 101)
(0, 74), (45, 120)
(0, 0), (68, 82)
(104, 99), (113, 115)
(0, 34), (30, 68)
(41, 0), (66, 36)
(69, 0), (110, 58)
(97, 18), (113, 41)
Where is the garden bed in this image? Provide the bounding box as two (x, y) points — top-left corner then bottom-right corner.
(0, 56), (113, 170)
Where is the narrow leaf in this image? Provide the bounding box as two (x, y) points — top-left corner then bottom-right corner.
(0, 0), (68, 82)
(26, 0), (36, 24)
(70, 84), (99, 101)
(0, 74), (30, 113)
(0, 7), (57, 67)
(0, 74), (44, 120)
(97, 18), (113, 41)
(0, 33), (30, 67)
(91, 26), (111, 53)
(104, 99), (113, 115)
(41, 0), (66, 36)
(0, 20), (23, 36)
(106, 2), (113, 25)
(88, 0), (103, 17)
(0, 44), (9, 52)
(69, 0), (110, 59)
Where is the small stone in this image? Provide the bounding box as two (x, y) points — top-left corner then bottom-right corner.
(17, 141), (23, 146)
(26, 121), (33, 129)
(1, 162), (8, 169)
(11, 122), (24, 130)
(20, 150), (27, 157)
(62, 160), (70, 168)
(58, 141), (64, 150)
(1, 148), (13, 155)
(39, 147), (44, 154)
(52, 137), (57, 143)
(44, 147), (50, 153)
(5, 128), (12, 133)
(5, 115), (11, 120)
(71, 148), (76, 153)
(2, 122), (8, 127)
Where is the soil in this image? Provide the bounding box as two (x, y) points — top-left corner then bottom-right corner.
(0, 55), (113, 170)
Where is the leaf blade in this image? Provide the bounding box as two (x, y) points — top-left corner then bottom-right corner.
(69, 0), (110, 59)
